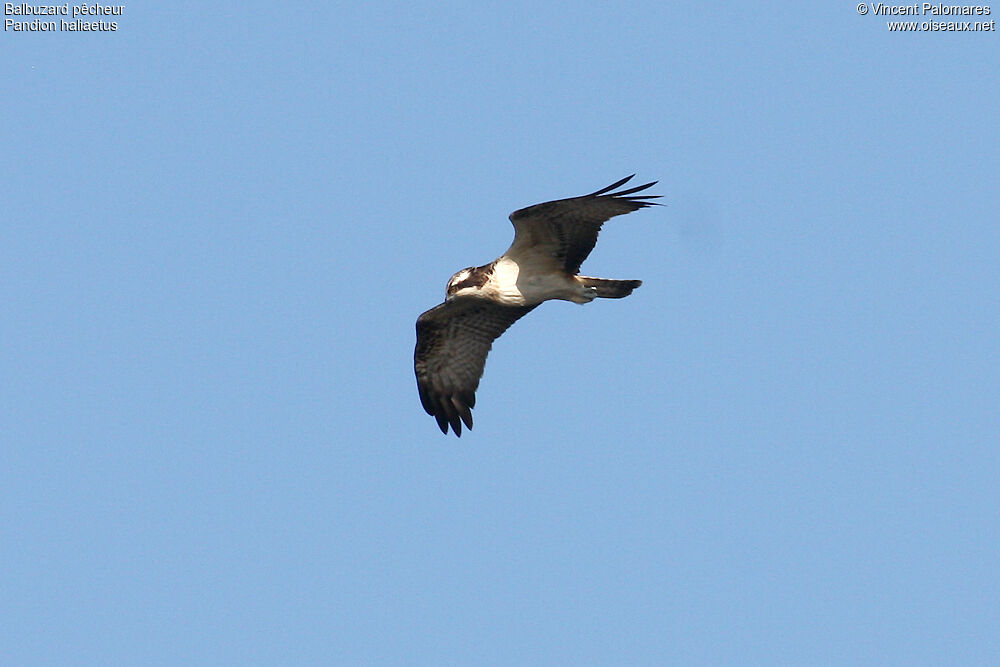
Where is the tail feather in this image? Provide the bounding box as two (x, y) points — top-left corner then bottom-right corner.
(578, 276), (642, 299)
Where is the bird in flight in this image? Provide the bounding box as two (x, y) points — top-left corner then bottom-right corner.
(414, 175), (660, 436)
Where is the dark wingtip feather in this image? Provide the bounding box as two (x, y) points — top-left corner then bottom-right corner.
(586, 176), (662, 209)
(452, 396), (474, 431)
(435, 395), (462, 436)
(622, 198), (664, 209)
(463, 391), (476, 409)
(614, 180), (658, 197)
(587, 174), (635, 197)
(434, 413), (449, 434)
(417, 385), (435, 416)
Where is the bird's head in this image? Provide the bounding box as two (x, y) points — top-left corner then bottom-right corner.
(446, 266), (487, 299)
(446, 267), (475, 298)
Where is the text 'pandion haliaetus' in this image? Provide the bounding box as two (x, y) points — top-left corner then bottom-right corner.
(414, 175), (660, 436)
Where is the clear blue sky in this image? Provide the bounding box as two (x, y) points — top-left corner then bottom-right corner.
(4, 3), (998, 664)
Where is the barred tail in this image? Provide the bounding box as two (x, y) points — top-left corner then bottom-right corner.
(577, 276), (642, 299)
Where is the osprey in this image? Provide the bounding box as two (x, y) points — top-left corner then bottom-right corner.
(414, 175), (660, 436)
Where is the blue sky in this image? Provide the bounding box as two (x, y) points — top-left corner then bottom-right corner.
(3, 2), (998, 664)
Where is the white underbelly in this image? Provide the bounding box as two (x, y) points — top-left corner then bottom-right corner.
(488, 257), (576, 305)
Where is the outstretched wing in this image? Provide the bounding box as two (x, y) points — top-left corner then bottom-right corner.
(414, 297), (537, 436)
(507, 175), (660, 274)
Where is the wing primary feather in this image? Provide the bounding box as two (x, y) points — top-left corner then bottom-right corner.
(437, 395), (462, 435)
(462, 390), (476, 409)
(452, 396), (474, 431)
(612, 180), (659, 197)
(434, 412), (449, 435)
(418, 384), (435, 416)
(586, 174), (635, 197)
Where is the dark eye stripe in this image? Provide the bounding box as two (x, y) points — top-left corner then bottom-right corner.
(447, 263), (494, 294)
